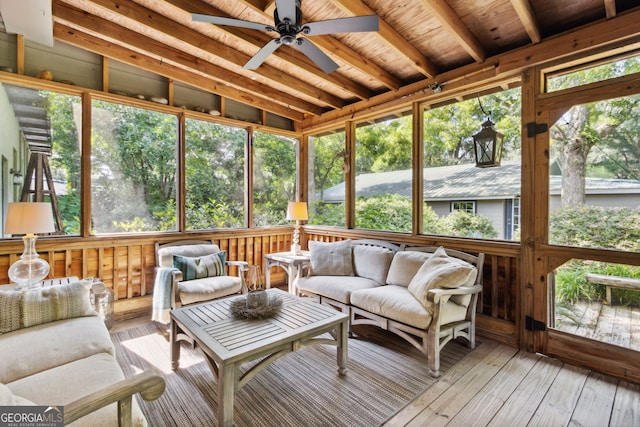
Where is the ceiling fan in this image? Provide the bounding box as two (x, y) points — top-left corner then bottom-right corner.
(192, 0), (379, 74)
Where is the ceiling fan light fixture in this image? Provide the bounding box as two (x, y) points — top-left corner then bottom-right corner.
(193, 0), (379, 73)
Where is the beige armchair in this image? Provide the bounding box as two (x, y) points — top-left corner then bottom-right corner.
(154, 240), (249, 311)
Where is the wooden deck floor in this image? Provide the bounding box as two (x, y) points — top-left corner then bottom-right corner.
(384, 338), (640, 427)
(554, 301), (640, 350)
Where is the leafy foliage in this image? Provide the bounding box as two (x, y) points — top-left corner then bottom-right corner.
(550, 205), (640, 251)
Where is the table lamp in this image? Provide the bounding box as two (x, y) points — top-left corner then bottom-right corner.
(286, 201), (308, 255)
(5, 202), (56, 289)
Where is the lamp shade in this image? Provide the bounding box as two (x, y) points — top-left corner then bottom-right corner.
(5, 202), (56, 235)
(286, 202), (308, 221)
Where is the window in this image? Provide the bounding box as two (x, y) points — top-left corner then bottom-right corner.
(185, 119), (246, 230)
(355, 115), (413, 232)
(422, 88), (521, 240)
(546, 52), (640, 92)
(91, 99), (177, 233)
(252, 131), (297, 226)
(307, 129), (346, 227)
(548, 93), (640, 251)
(0, 84), (82, 235)
(451, 201), (476, 213)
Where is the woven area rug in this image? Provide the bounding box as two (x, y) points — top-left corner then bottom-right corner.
(112, 322), (474, 427)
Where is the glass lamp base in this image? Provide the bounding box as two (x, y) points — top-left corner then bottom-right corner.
(9, 235), (50, 290)
(8, 257), (49, 289)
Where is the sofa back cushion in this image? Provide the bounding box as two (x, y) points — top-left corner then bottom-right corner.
(173, 251), (227, 280)
(0, 279), (96, 334)
(353, 245), (395, 285)
(157, 243), (220, 268)
(309, 239), (354, 276)
(407, 247), (478, 311)
(386, 251), (432, 287)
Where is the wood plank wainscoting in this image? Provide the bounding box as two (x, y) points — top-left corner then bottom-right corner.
(0, 226), (519, 348)
(0, 228), (296, 320)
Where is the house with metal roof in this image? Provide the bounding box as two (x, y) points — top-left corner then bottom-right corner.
(318, 161), (640, 240)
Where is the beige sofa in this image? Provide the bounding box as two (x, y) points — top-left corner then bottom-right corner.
(0, 280), (165, 426)
(295, 239), (484, 377)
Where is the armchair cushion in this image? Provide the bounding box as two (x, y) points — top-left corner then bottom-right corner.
(309, 239), (354, 276)
(407, 247), (477, 311)
(172, 251), (226, 280)
(0, 279), (96, 334)
(0, 383), (34, 405)
(6, 353), (147, 427)
(178, 276), (243, 306)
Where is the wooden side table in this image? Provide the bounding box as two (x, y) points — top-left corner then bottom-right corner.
(264, 251), (310, 294)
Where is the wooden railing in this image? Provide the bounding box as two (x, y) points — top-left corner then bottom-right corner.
(0, 228), (295, 319)
(0, 226), (521, 346)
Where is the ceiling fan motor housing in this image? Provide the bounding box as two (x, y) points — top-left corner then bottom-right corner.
(274, 0), (302, 28)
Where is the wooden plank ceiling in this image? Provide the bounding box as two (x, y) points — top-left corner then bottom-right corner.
(49, 0), (640, 124)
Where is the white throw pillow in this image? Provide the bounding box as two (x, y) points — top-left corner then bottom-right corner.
(386, 251), (433, 287)
(309, 239), (354, 276)
(353, 245), (395, 285)
(407, 247), (477, 310)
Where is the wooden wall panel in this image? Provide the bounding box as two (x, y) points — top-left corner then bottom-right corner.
(0, 229), (296, 320)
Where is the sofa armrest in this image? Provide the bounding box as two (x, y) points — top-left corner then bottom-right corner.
(427, 285), (482, 304)
(64, 370), (165, 427)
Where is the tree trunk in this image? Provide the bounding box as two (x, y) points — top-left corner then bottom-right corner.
(559, 105), (589, 207)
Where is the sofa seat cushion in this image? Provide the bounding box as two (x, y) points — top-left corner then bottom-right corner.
(351, 285), (433, 329)
(7, 353), (147, 427)
(296, 275), (380, 304)
(351, 286), (469, 329)
(0, 316), (114, 384)
(178, 276), (242, 306)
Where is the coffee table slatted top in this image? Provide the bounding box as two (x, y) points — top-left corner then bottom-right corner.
(171, 290), (348, 361)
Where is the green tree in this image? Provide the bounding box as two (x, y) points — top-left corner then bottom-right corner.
(549, 57), (640, 206)
(253, 132), (297, 226)
(423, 89), (521, 167)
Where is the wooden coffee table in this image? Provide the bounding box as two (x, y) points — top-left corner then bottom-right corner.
(170, 288), (348, 427)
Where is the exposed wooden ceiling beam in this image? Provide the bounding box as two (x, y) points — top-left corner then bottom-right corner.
(60, 0), (345, 110)
(53, 23), (307, 121)
(331, 0), (438, 78)
(416, 0), (486, 63)
(305, 7), (640, 131)
(604, 0), (617, 19)
(165, 0), (372, 100)
(234, 0), (402, 90)
(510, 0), (541, 43)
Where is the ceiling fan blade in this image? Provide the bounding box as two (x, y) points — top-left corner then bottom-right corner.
(295, 38), (339, 74)
(302, 15), (379, 36)
(275, 0), (298, 25)
(244, 39), (282, 70)
(192, 13), (273, 32)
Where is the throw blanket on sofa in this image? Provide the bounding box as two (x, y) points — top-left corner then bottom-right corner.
(152, 267), (179, 324)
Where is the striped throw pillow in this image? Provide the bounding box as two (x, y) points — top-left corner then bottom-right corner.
(173, 251), (227, 281)
(0, 279), (96, 334)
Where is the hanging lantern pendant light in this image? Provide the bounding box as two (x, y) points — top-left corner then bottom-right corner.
(472, 96), (504, 168)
